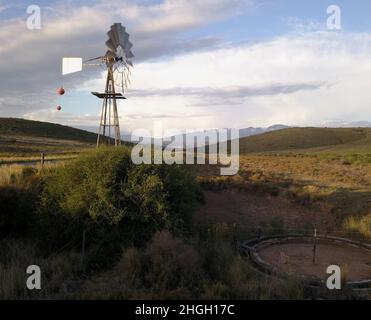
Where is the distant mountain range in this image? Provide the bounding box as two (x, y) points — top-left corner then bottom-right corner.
(1, 118), (370, 155)
(125, 125), (290, 148)
(320, 120), (371, 128)
(239, 124), (290, 138)
(77, 121), (371, 147)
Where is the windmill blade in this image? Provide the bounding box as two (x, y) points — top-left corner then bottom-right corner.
(114, 23), (126, 41)
(114, 22), (124, 30)
(111, 25), (120, 46)
(126, 51), (135, 59)
(117, 26), (128, 42)
(115, 45), (134, 62)
(62, 57), (83, 75)
(124, 69), (131, 87)
(118, 31), (129, 48)
(114, 68), (119, 86)
(108, 23), (126, 48)
(121, 72), (127, 92)
(106, 39), (116, 52)
(115, 45), (125, 60)
(124, 40), (133, 52)
(107, 30), (118, 48)
(109, 28), (118, 42)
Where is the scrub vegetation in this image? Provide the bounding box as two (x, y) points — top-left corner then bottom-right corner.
(0, 120), (370, 299)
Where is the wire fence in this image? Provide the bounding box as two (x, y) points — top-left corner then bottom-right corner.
(190, 223), (371, 243)
(46, 220), (370, 271)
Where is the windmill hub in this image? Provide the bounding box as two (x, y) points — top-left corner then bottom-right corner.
(105, 52), (116, 66)
(61, 23), (134, 147)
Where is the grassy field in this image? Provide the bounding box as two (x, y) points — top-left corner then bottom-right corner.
(1, 121), (369, 238)
(192, 127), (371, 240)
(0, 149), (305, 300)
(0, 121), (370, 299)
(0, 118), (97, 162)
(239, 127), (371, 154)
(0, 118), (97, 142)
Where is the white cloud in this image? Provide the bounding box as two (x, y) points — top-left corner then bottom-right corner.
(2, 1), (371, 133)
(0, 0), (252, 117)
(26, 110), (100, 126)
(119, 0), (253, 34)
(76, 30), (371, 131)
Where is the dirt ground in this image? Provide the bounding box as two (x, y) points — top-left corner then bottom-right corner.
(194, 190), (335, 231)
(258, 242), (371, 281)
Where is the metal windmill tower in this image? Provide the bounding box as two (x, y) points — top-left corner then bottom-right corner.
(62, 23), (134, 147)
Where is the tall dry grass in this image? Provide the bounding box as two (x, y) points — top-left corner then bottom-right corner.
(79, 230), (304, 300)
(0, 240), (81, 299)
(0, 162), (61, 186)
(344, 215), (371, 239)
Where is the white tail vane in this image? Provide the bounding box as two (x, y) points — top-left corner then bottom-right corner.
(62, 57), (83, 75)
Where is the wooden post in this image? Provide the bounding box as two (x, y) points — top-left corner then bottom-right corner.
(312, 228), (317, 264)
(40, 153), (45, 167)
(81, 230), (86, 271)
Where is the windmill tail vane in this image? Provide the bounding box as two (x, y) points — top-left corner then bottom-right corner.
(61, 23), (134, 147)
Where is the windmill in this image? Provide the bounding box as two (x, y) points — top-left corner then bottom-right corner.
(62, 23), (134, 147)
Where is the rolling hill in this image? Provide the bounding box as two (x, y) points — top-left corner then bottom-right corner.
(0, 118), (97, 142)
(239, 127), (371, 154)
(0, 118), (97, 157)
(1, 118), (371, 158)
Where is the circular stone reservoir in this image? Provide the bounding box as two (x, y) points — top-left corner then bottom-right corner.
(247, 236), (371, 286)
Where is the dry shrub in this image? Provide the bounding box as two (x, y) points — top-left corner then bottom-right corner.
(344, 215), (371, 239)
(79, 231), (202, 299)
(235, 276), (303, 300)
(76, 229), (306, 300)
(201, 282), (231, 299)
(115, 248), (143, 287)
(145, 231), (202, 295)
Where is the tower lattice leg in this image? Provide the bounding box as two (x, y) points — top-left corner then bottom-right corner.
(96, 68), (121, 147)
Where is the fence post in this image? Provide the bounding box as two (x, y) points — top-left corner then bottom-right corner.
(40, 153), (45, 167)
(312, 228), (317, 264)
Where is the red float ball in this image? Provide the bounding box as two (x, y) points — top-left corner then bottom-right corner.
(57, 106), (62, 111)
(57, 87), (65, 95)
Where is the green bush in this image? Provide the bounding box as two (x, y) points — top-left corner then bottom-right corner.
(38, 146), (202, 252)
(0, 186), (37, 237)
(0, 173), (42, 238)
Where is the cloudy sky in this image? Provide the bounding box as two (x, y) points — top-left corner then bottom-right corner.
(1, 0), (371, 132)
